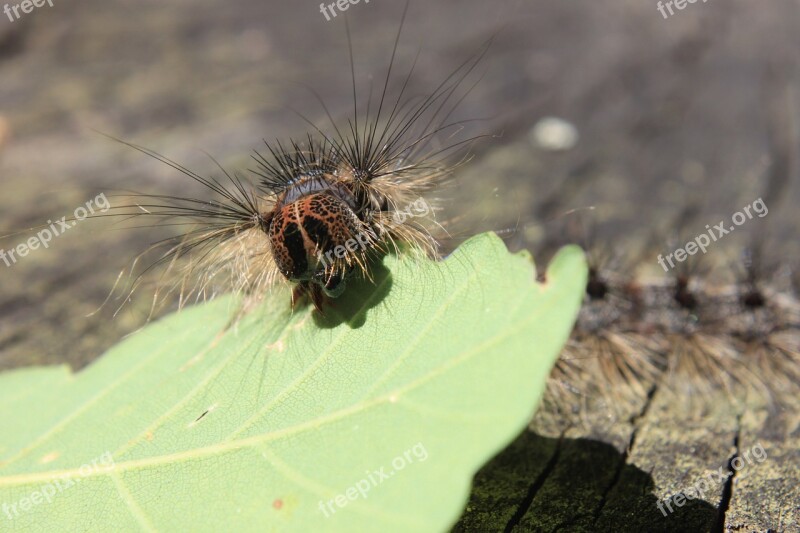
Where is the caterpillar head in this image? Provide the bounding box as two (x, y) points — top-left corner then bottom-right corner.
(266, 191), (377, 298)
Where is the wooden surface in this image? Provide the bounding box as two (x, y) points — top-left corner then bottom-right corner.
(1, 0), (798, 531)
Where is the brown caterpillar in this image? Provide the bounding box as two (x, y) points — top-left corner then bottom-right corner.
(92, 7), (489, 315)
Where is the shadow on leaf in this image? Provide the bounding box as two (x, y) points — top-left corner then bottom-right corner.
(312, 259), (393, 329)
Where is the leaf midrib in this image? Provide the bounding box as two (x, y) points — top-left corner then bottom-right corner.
(0, 279), (561, 488)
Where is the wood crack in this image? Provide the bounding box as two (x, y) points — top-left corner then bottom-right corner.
(503, 432), (565, 533)
(591, 381), (659, 525)
(713, 413), (742, 533)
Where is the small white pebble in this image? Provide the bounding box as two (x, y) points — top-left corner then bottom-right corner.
(530, 116), (579, 151)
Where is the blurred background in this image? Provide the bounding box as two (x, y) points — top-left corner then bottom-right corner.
(0, 0), (798, 373)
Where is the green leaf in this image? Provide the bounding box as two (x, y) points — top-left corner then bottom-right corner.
(0, 232), (586, 532)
